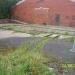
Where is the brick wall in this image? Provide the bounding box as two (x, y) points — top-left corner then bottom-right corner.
(12, 0), (75, 27)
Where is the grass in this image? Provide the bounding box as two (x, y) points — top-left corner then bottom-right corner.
(0, 24), (72, 75)
(0, 37), (58, 75)
(64, 37), (74, 43)
(0, 25), (45, 35)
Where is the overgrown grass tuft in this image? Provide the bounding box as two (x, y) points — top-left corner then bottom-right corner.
(64, 37), (74, 43)
(0, 25), (45, 35)
(0, 38), (57, 75)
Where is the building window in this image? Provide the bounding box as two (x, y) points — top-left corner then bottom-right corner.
(54, 14), (60, 25)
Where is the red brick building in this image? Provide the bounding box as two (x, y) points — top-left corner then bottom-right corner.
(12, 0), (75, 27)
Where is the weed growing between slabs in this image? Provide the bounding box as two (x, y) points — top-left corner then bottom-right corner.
(0, 37), (58, 75)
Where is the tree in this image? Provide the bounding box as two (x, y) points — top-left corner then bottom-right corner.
(0, 0), (21, 19)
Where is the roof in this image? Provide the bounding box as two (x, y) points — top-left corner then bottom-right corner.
(15, 0), (75, 6)
(16, 0), (26, 6)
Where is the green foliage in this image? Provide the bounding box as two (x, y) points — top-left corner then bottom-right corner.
(0, 38), (57, 75)
(0, 25), (46, 35)
(64, 37), (74, 43)
(0, 0), (20, 19)
(0, 59), (6, 75)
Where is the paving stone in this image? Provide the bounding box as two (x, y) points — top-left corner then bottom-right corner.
(49, 34), (59, 38)
(35, 33), (50, 37)
(13, 33), (32, 37)
(0, 30), (32, 39)
(58, 35), (73, 39)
